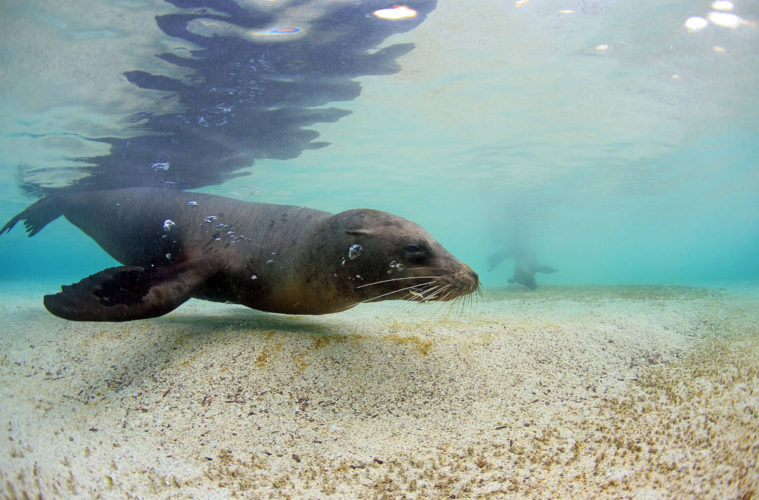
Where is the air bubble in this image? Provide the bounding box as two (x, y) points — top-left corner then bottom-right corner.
(163, 219), (175, 232)
(373, 5), (417, 19)
(151, 162), (170, 171)
(685, 16), (709, 32)
(251, 274), (257, 280)
(388, 260), (405, 273)
(348, 243), (363, 260)
(188, 201), (199, 207)
(711, 0), (734, 11)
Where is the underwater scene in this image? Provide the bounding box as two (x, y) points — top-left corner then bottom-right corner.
(1, 0), (757, 497)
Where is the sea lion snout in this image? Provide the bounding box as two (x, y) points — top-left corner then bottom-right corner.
(464, 265), (480, 290)
(440, 260), (480, 298)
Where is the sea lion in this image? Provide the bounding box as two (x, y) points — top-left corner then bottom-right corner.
(488, 245), (556, 290)
(2, 188), (479, 321)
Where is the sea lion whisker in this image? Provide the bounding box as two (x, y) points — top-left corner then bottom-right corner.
(424, 284), (451, 301)
(446, 294), (467, 315)
(355, 275), (442, 289)
(407, 283), (444, 302)
(423, 283), (444, 295)
(445, 289), (460, 303)
(412, 284), (446, 303)
(360, 280), (440, 304)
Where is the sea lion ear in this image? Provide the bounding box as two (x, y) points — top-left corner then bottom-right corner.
(345, 229), (373, 236)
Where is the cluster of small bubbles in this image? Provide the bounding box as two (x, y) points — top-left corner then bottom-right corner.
(187, 201), (199, 207)
(199, 216), (251, 245)
(348, 243), (363, 260)
(229, 231), (244, 245)
(250, 56), (273, 72)
(197, 111), (229, 128)
(387, 260), (405, 274)
(151, 162), (170, 171)
(163, 219), (176, 232)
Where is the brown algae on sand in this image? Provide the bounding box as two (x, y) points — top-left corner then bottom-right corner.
(0, 286), (757, 497)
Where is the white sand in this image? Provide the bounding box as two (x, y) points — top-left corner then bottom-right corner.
(1, 284), (757, 498)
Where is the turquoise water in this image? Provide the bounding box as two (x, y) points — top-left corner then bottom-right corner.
(1, 0), (758, 289)
(2, 3), (759, 496)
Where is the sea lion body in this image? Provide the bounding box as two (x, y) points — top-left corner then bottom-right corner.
(487, 246), (556, 290)
(2, 188), (478, 320)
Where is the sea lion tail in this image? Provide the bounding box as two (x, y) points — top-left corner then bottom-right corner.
(1, 197), (61, 237)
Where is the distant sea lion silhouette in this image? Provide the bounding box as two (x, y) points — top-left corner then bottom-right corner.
(2, 188), (479, 321)
(487, 246), (556, 290)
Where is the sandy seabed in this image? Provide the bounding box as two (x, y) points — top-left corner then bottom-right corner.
(1, 283), (757, 499)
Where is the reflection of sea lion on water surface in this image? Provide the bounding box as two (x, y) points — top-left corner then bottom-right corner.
(488, 245), (556, 290)
(2, 188), (479, 321)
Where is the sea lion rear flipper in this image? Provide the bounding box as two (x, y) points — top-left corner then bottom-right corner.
(1, 197), (61, 237)
(44, 263), (210, 321)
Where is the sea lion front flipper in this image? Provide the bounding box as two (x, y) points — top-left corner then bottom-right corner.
(44, 263), (210, 321)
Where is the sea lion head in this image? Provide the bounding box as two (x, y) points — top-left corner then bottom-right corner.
(305, 209), (479, 310)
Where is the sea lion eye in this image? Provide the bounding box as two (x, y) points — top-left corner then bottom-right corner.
(404, 243), (427, 263)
